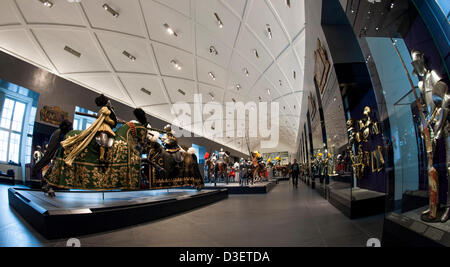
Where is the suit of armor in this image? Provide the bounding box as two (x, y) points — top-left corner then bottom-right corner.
(411, 50), (449, 222)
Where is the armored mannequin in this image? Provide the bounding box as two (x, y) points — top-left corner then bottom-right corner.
(411, 49), (449, 221)
(94, 95), (117, 162)
(161, 124), (182, 163)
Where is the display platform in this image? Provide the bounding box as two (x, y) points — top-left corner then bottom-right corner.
(383, 207), (450, 247)
(204, 181), (276, 194)
(8, 187), (228, 239)
(328, 187), (386, 219)
(315, 182), (327, 199)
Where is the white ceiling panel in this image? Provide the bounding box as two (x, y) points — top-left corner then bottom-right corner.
(0, 1), (19, 26)
(0, 29), (53, 71)
(196, 24), (232, 69)
(65, 73), (131, 105)
(163, 76), (196, 103)
(119, 74), (167, 107)
(264, 62), (291, 97)
(228, 51), (261, 90)
(96, 31), (157, 74)
(246, 0), (289, 59)
(142, 0), (194, 53)
(152, 42), (194, 80)
(277, 48), (303, 92)
(0, 0), (307, 155)
(32, 28), (108, 73)
(81, 0), (146, 37)
(198, 83), (224, 104)
(196, 56), (227, 88)
(154, 0), (192, 18)
(234, 26), (273, 73)
(195, 0), (241, 47)
(220, 0), (247, 19)
(268, 0), (306, 41)
(16, 0), (84, 26)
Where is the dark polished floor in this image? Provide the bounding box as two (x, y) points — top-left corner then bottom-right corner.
(0, 181), (384, 247)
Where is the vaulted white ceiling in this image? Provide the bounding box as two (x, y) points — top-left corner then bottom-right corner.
(0, 0), (305, 155)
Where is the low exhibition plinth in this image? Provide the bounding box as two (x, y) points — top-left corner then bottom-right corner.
(8, 187), (227, 239)
(204, 181), (276, 194)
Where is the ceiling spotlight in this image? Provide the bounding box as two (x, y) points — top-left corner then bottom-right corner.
(164, 23), (178, 37)
(39, 0), (53, 8)
(178, 89), (186, 95)
(236, 84), (241, 91)
(266, 24), (272, 39)
(170, 59), (182, 70)
(243, 68), (249, 76)
(102, 3), (119, 18)
(279, 80), (282, 86)
(232, 98), (236, 103)
(141, 88), (152, 96)
(209, 92), (215, 100)
(122, 50), (136, 61)
(286, 0), (291, 8)
(258, 96), (262, 102)
(208, 71), (216, 80)
(253, 49), (259, 59)
(209, 45), (218, 55)
(214, 13), (223, 28)
(267, 89), (271, 95)
(293, 70), (296, 79)
(64, 45), (81, 58)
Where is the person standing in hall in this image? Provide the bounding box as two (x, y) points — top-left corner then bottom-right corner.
(291, 159), (300, 188)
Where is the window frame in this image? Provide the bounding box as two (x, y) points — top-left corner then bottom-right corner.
(0, 89), (33, 165)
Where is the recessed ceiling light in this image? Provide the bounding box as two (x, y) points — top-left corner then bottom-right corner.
(39, 0), (53, 8)
(236, 84), (241, 91)
(266, 24), (272, 39)
(102, 3), (119, 18)
(243, 68), (249, 76)
(164, 23), (178, 37)
(279, 80), (282, 86)
(170, 59), (182, 70)
(64, 45), (81, 58)
(178, 89), (186, 95)
(209, 45), (218, 55)
(214, 13), (223, 28)
(208, 72), (216, 80)
(253, 49), (259, 59)
(122, 50), (136, 61)
(141, 88), (151, 96)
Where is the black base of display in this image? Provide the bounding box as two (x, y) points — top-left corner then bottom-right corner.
(316, 183), (327, 199)
(328, 188), (386, 219)
(402, 190), (428, 213)
(383, 211), (450, 247)
(8, 187), (228, 239)
(0, 177), (15, 185)
(274, 177), (289, 182)
(204, 182), (276, 194)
